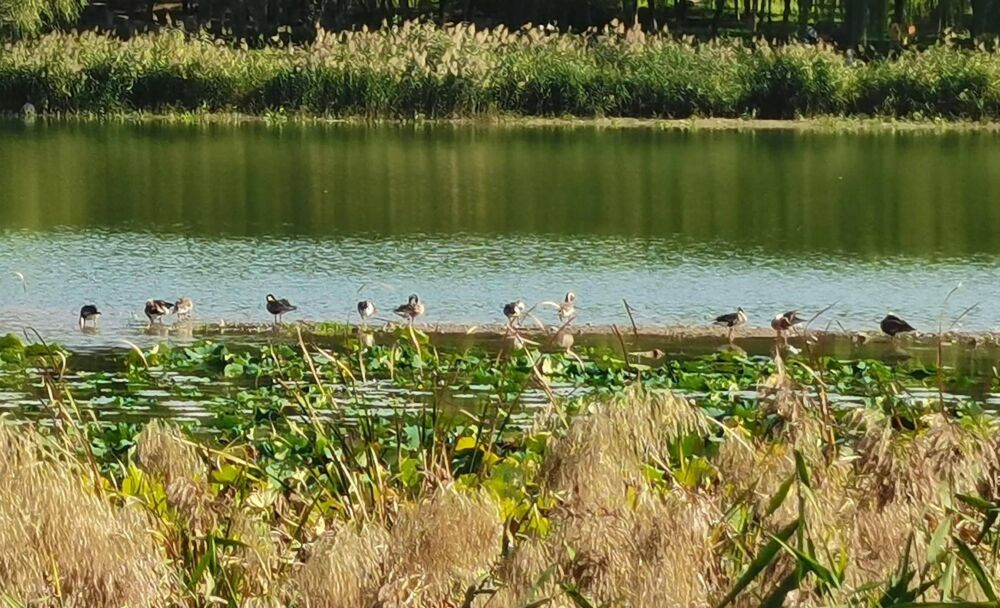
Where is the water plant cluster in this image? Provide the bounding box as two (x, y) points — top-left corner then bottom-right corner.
(2, 329), (1000, 606)
(3, 23), (1000, 120)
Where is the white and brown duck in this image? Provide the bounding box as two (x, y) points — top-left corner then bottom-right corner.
(394, 294), (425, 325)
(558, 291), (576, 324)
(771, 310), (805, 341)
(713, 307), (747, 343)
(357, 299), (377, 324)
(266, 294), (297, 324)
(145, 299), (174, 325)
(174, 297), (194, 321)
(503, 300), (527, 327)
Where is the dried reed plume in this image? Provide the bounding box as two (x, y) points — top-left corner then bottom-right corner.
(295, 522), (390, 608)
(380, 486), (503, 606)
(495, 389), (721, 607)
(0, 424), (169, 607)
(136, 420), (215, 531)
(542, 388), (712, 514)
(296, 485), (502, 607)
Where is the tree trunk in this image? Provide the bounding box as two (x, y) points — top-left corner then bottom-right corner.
(869, 0), (887, 37)
(844, 0), (867, 45)
(936, 0), (951, 32)
(712, 0), (726, 34)
(199, 0), (215, 24)
(798, 0), (812, 27)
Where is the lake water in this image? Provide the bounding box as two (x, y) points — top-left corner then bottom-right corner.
(1, 120), (999, 348)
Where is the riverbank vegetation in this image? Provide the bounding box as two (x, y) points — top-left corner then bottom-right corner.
(4, 23), (1000, 120)
(3, 330), (1000, 605)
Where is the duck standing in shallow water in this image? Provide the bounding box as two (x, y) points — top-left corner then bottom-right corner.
(394, 294), (425, 326)
(266, 294), (297, 324)
(174, 297), (194, 321)
(558, 292), (576, 323)
(145, 299), (174, 325)
(771, 310), (804, 342)
(503, 300), (527, 328)
(79, 305), (101, 328)
(881, 314), (915, 338)
(357, 300), (377, 327)
(713, 307), (747, 344)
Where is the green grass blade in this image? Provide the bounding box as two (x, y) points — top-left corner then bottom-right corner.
(764, 474), (795, 519)
(953, 536), (998, 602)
(793, 450), (812, 488)
(760, 569), (801, 608)
(927, 516), (952, 565)
(715, 519), (800, 608)
(562, 584), (597, 608)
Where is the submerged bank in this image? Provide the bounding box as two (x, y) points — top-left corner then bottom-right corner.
(5, 24), (1000, 121)
(20, 112), (1000, 132)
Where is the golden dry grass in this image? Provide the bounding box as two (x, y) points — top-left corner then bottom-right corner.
(295, 485), (502, 607)
(5, 373), (1000, 606)
(295, 521), (390, 608)
(495, 389), (723, 607)
(0, 424), (170, 607)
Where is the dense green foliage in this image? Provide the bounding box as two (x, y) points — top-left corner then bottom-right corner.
(0, 0), (85, 38)
(2, 24), (999, 119)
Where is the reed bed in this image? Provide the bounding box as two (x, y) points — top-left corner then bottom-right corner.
(3, 331), (1000, 606)
(2, 22), (1000, 119)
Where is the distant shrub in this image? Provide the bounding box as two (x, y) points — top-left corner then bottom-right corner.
(2, 24), (1000, 120)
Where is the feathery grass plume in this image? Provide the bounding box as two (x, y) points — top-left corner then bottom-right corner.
(855, 412), (997, 508)
(294, 522), (390, 608)
(542, 388), (711, 514)
(715, 436), (798, 518)
(226, 510), (284, 603)
(136, 419), (206, 484)
(541, 489), (721, 607)
(379, 485), (502, 607)
(847, 501), (925, 585)
(135, 420), (214, 530)
(507, 389), (722, 606)
(0, 424), (169, 606)
(625, 492), (722, 607)
(491, 538), (559, 608)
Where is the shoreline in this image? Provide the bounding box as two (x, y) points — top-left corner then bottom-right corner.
(191, 320), (1000, 346)
(12, 113), (1000, 133)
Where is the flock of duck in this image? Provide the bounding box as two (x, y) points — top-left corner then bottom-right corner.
(75, 291), (918, 342)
